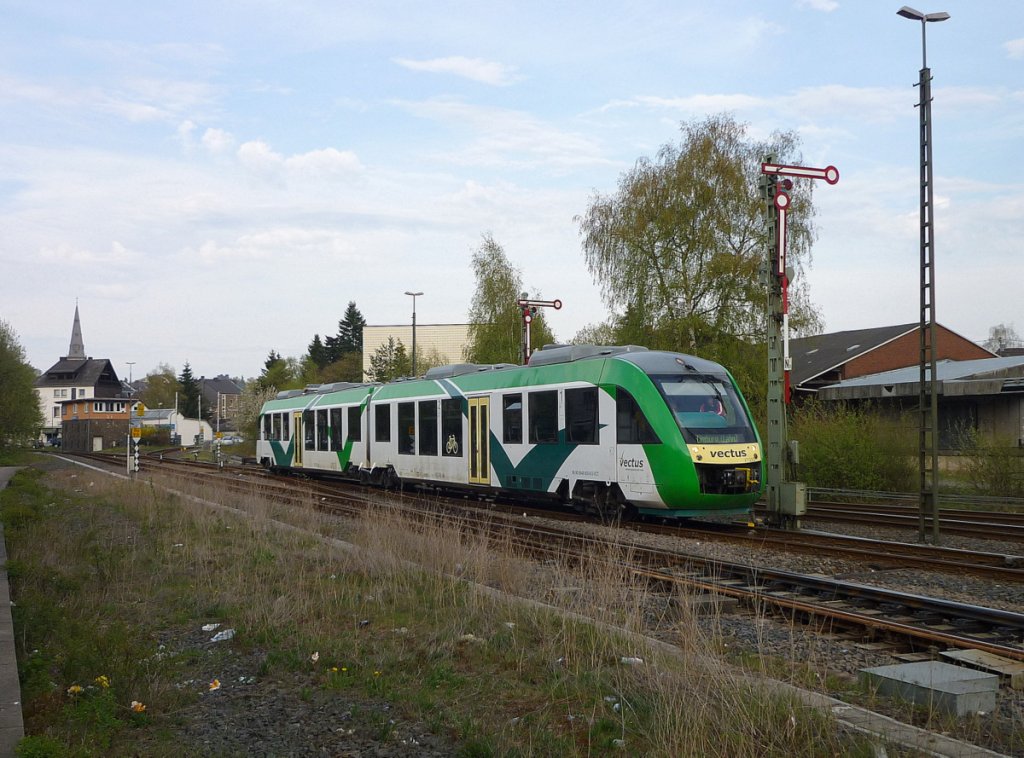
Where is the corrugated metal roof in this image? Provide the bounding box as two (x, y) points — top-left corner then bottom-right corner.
(819, 356), (1024, 399)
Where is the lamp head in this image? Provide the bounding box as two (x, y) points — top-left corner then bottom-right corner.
(897, 6), (949, 22)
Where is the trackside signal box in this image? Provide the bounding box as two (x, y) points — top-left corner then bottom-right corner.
(779, 481), (806, 517)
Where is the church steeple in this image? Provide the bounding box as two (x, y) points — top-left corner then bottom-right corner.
(66, 303), (86, 360)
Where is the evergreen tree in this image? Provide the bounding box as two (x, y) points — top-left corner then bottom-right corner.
(307, 334), (329, 369)
(336, 301), (366, 355)
(178, 362), (201, 419)
(257, 350), (296, 392)
(366, 337), (410, 383)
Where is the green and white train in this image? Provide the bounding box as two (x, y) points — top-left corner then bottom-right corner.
(256, 344), (764, 519)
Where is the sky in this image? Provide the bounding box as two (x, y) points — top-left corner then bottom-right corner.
(2, 0), (1022, 381)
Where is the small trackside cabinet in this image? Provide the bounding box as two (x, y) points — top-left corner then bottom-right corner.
(779, 481), (807, 516)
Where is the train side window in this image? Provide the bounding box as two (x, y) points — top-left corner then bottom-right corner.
(375, 404), (391, 442)
(282, 414), (290, 441)
(616, 390), (660, 444)
(263, 414), (271, 440)
(529, 390), (558, 444)
(271, 414), (280, 441)
(316, 409), (329, 451)
(419, 400), (438, 456)
(502, 394), (522, 444)
(565, 387), (598, 444)
(398, 402), (415, 454)
(330, 408), (344, 450)
(303, 410), (315, 449)
(348, 406), (362, 442)
(441, 398), (462, 457)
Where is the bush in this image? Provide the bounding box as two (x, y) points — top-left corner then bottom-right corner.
(789, 401), (915, 492)
(954, 428), (1024, 498)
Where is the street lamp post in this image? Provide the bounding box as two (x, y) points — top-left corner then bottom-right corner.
(404, 291), (423, 376)
(898, 5), (949, 544)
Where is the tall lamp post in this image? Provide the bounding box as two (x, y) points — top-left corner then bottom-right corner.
(898, 5), (949, 544)
(405, 291), (423, 376)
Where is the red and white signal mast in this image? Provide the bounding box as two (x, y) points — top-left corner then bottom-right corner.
(517, 294), (562, 364)
(760, 160), (839, 529)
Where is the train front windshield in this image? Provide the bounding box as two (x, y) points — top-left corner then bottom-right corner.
(653, 374), (757, 445)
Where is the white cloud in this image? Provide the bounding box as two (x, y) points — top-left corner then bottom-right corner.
(202, 127), (235, 154)
(394, 56), (519, 86)
(38, 241), (139, 266)
(237, 140), (284, 173)
(796, 0), (839, 11)
(1006, 38), (1024, 60)
(393, 98), (610, 170)
(284, 148), (362, 175)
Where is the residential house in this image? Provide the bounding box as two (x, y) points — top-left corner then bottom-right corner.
(199, 375), (244, 432)
(138, 408), (213, 447)
(34, 305), (125, 445)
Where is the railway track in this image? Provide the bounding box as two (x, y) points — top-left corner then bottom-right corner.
(73, 453), (1024, 662)
(55, 453), (1024, 663)
(797, 501), (1024, 542)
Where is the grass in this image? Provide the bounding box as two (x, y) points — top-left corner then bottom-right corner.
(1, 462), (894, 756)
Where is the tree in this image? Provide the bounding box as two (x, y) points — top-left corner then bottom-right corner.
(178, 362), (201, 419)
(464, 234), (556, 365)
(577, 113), (821, 358)
(139, 364), (181, 410)
(336, 301), (366, 356)
(307, 334), (330, 370)
(258, 350), (297, 392)
(314, 302), (367, 382)
(571, 321), (617, 346)
(366, 337), (410, 383)
(983, 323), (1021, 354)
(236, 380), (279, 442)
(0, 319), (43, 448)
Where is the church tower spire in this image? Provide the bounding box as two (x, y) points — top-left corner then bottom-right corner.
(66, 303), (86, 360)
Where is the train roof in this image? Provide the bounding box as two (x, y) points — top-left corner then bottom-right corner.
(528, 344), (728, 376)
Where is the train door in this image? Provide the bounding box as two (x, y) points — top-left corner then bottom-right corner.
(292, 411), (304, 467)
(468, 397), (490, 485)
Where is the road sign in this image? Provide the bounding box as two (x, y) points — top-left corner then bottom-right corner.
(131, 427), (142, 439)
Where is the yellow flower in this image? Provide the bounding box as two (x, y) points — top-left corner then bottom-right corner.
(373, 670), (381, 677)
(341, 667), (347, 672)
(67, 684), (83, 695)
(130, 700), (146, 713)
(209, 679), (221, 691)
(95, 675), (110, 688)
(330, 667), (338, 673)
